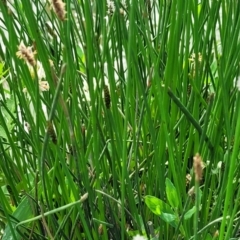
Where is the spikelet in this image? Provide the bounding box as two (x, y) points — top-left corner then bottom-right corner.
(81, 123), (86, 135)
(98, 224), (103, 235)
(39, 81), (50, 91)
(106, 0), (115, 16)
(119, 7), (125, 16)
(185, 173), (191, 186)
(188, 186), (195, 202)
(213, 230), (219, 237)
(47, 121), (57, 144)
(16, 41), (36, 66)
(193, 153), (203, 182)
(104, 85), (111, 109)
(52, 0), (66, 21)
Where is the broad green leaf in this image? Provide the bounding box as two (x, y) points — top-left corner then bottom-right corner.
(0, 96), (17, 140)
(6, 97), (15, 114)
(2, 197), (33, 240)
(0, 125), (8, 139)
(165, 178), (179, 208)
(145, 195), (173, 216)
(145, 195), (178, 227)
(161, 212), (177, 227)
(2, 171), (45, 240)
(184, 206), (196, 220)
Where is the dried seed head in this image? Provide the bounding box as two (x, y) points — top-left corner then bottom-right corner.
(47, 121), (57, 144)
(188, 52), (203, 78)
(98, 224), (103, 235)
(119, 8), (125, 15)
(52, 0), (66, 21)
(107, 0), (115, 16)
(80, 192), (88, 202)
(16, 41), (36, 66)
(81, 124), (86, 135)
(193, 153), (203, 182)
(147, 79), (151, 88)
(39, 81), (50, 91)
(186, 173), (192, 186)
(24, 121), (31, 133)
(104, 85), (111, 109)
(188, 186), (195, 197)
(213, 230), (219, 237)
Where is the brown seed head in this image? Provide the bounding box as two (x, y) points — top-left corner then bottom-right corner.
(186, 173), (192, 186)
(213, 230), (219, 237)
(39, 81), (50, 91)
(104, 85), (111, 109)
(16, 41), (36, 66)
(188, 186), (195, 197)
(47, 121), (57, 144)
(107, 0), (115, 16)
(98, 224), (103, 235)
(81, 124), (86, 135)
(193, 153), (203, 182)
(119, 8), (125, 15)
(52, 0), (66, 21)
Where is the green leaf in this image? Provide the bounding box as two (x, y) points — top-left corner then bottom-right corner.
(145, 195), (178, 227)
(0, 125), (8, 139)
(0, 96), (17, 140)
(145, 195), (172, 216)
(184, 206), (196, 220)
(161, 212), (177, 223)
(6, 97), (15, 114)
(165, 178), (179, 208)
(2, 197), (34, 240)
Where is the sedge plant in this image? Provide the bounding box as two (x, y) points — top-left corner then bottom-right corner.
(0, 0), (240, 239)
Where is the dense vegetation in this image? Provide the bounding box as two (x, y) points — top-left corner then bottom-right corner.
(0, 0), (240, 239)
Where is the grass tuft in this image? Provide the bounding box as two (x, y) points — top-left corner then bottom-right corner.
(0, 0), (240, 239)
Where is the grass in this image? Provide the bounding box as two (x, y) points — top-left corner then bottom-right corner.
(0, 0), (240, 239)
